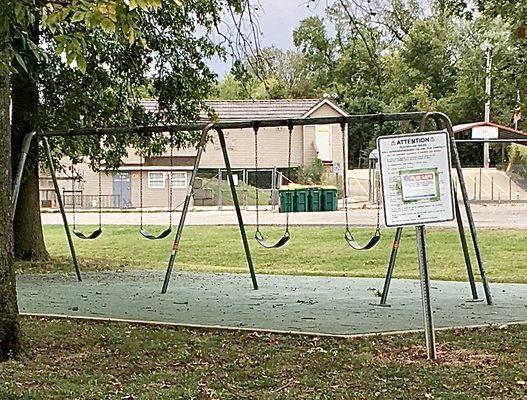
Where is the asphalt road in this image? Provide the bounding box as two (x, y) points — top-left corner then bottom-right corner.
(41, 203), (527, 229)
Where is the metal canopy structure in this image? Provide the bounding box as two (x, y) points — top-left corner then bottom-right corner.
(12, 111), (492, 310)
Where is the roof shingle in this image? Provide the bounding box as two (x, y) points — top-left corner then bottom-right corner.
(141, 98), (346, 122)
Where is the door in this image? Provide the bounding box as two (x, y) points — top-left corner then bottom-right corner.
(315, 125), (332, 161)
(112, 172), (131, 208)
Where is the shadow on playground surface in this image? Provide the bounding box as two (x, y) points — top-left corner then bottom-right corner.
(17, 271), (527, 336)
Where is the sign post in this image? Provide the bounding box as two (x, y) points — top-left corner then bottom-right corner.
(377, 130), (455, 360)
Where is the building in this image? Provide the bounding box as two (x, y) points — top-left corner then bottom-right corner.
(40, 98), (349, 209)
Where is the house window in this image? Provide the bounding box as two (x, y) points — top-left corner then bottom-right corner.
(148, 172), (165, 189)
(170, 171), (187, 188)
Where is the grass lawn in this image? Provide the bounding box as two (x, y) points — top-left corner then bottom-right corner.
(18, 225), (527, 283)
(0, 317), (526, 399)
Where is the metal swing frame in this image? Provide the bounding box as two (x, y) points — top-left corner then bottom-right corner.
(12, 111), (491, 301)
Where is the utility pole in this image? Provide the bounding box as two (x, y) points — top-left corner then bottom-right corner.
(481, 42), (493, 168)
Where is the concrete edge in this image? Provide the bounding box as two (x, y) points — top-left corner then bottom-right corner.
(19, 312), (527, 339)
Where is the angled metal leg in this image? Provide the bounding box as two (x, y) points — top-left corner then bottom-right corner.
(161, 125), (212, 294)
(453, 187), (479, 300)
(11, 131), (36, 219)
(379, 227), (403, 306)
(43, 137), (82, 282)
(423, 112), (493, 305)
(217, 128), (258, 290)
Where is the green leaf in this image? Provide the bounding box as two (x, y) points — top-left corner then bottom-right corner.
(101, 18), (116, 33)
(13, 51), (28, 74)
(77, 55), (87, 74)
(72, 11), (86, 23)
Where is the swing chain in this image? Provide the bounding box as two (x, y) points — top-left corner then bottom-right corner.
(339, 118), (350, 231)
(340, 118), (383, 236)
(98, 163), (102, 228)
(139, 151), (144, 228)
(374, 120), (384, 234)
(253, 122), (261, 231)
(71, 165), (77, 229)
(284, 121), (294, 233)
(168, 131), (174, 226)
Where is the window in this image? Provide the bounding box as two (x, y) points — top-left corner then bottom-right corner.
(170, 171), (187, 188)
(148, 172), (165, 189)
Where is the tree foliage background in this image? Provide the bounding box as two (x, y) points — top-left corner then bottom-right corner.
(215, 0), (527, 167)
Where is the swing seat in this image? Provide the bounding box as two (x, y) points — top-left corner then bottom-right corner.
(73, 228), (102, 240)
(254, 230), (290, 249)
(344, 228), (381, 251)
(140, 227), (172, 240)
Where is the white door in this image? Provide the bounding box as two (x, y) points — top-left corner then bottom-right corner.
(315, 125), (332, 161)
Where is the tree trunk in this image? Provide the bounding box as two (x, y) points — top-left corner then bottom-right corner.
(11, 22), (48, 261)
(0, 42), (21, 361)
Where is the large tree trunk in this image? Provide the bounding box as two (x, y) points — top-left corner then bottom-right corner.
(0, 42), (21, 361)
(11, 22), (48, 261)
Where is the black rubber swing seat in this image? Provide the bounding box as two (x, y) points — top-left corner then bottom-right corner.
(344, 228), (381, 251)
(72, 228), (103, 240)
(254, 230), (290, 249)
(140, 227), (172, 240)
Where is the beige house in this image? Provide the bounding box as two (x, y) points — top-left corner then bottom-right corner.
(41, 98), (349, 209)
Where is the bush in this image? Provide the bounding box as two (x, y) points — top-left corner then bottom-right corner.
(296, 158), (325, 185)
(508, 144), (527, 177)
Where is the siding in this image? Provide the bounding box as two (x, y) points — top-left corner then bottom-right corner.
(130, 170), (189, 209)
(186, 126), (305, 169)
(302, 103), (347, 169)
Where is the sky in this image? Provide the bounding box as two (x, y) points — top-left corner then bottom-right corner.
(210, 0), (328, 77)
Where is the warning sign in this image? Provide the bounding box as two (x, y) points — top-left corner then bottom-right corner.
(377, 131), (454, 227)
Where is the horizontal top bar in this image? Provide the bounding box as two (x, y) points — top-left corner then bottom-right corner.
(40, 112), (427, 137)
(455, 138), (527, 143)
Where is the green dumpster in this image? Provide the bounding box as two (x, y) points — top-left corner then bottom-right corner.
(308, 187), (322, 212)
(279, 188), (294, 213)
(321, 186), (338, 211)
(293, 186), (309, 212)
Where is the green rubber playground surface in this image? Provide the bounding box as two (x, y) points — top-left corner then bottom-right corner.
(17, 225), (527, 284)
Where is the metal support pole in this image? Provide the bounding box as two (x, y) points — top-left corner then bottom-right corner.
(379, 227), (403, 305)
(429, 112), (493, 305)
(42, 137), (82, 282)
(217, 128), (258, 290)
(11, 131), (36, 219)
(416, 225), (436, 360)
(162, 124), (212, 293)
(453, 187), (479, 300)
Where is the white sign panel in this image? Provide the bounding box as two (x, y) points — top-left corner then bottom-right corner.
(377, 131), (454, 227)
(332, 162), (341, 173)
(472, 126), (499, 139)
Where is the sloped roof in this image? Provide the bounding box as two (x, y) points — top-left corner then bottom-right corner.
(453, 121), (527, 140)
(141, 98), (348, 122)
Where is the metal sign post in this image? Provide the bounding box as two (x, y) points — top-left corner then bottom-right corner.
(416, 225), (436, 360)
(377, 130), (455, 360)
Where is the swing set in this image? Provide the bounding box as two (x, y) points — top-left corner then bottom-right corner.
(11, 111), (492, 305)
